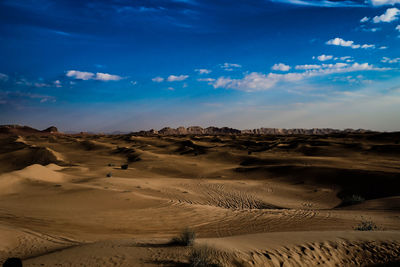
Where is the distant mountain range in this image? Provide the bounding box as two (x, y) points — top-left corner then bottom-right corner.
(133, 126), (375, 136)
(0, 124), (378, 136)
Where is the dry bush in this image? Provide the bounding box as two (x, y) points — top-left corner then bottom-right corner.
(127, 153), (141, 162)
(342, 194), (365, 206)
(355, 217), (378, 231)
(171, 228), (196, 246)
(80, 140), (97, 150)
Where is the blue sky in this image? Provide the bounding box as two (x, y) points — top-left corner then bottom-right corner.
(0, 0), (399, 132)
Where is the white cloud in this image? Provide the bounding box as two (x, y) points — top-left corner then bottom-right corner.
(360, 17), (370, 23)
(167, 75), (189, 82)
(272, 63), (291, 71)
(295, 64), (321, 70)
(152, 76), (164, 82)
(167, 87), (174, 90)
(195, 68), (212, 74)
(317, 54), (333, 61)
(340, 56), (352, 61)
(379, 46), (388, 49)
(396, 25), (400, 31)
(213, 62), (389, 92)
(317, 62), (388, 74)
(66, 70), (122, 81)
(373, 8), (400, 23)
(381, 57), (400, 63)
(221, 63), (242, 71)
(66, 70), (94, 80)
(95, 72), (123, 81)
(213, 72), (281, 92)
(326, 37), (375, 49)
(0, 73), (8, 81)
(361, 44), (376, 49)
(369, 0), (400, 6)
(326, 38), (360, 48)
(130, 81), (137, 85)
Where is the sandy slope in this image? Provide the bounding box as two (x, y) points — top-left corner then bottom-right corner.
(0, 132), (399, 266)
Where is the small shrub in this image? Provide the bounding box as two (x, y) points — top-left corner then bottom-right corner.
(127, 153), (141, 162)
(121, 164), (128, 170)
(189, 245), (221, 267)
(355, 217), (378, 231)
(106, 172), (112, 177)
(172, 228), (196, 246)
(342, 194), (365, 206)
(108, 163), (115, 167)
(80, 140), (97, 150)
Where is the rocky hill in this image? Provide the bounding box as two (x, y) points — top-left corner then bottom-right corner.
(0, 125), (59, 135)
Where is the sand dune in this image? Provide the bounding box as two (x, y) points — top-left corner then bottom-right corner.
(0, 130), (399, 266)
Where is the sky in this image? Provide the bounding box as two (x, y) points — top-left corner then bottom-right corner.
(0, 0), (399, 132)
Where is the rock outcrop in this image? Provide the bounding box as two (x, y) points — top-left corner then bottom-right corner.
(42, 126), (59, 133)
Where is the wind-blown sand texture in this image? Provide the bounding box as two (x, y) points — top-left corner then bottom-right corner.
(0, 130), (399, 266)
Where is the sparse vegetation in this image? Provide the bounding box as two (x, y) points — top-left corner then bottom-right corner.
(80, 140), (97, 150)
(189, 245), (222, 267)
(171, 228), (196, 246)
(108, 163), (115, 167)
(121, 164), (128, 169)
(106, 172), (112, 177)
(114, 146), (142, 163)
(127, 153), (141, 162)
(342, 194), (365, 206)
(355, 217), (378, 231)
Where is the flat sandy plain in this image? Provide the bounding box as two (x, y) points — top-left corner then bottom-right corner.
(0, 129), (399, 266)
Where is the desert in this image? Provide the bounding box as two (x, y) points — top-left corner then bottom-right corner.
(0, 125), (399, 266)
(2, 0), (400, 266)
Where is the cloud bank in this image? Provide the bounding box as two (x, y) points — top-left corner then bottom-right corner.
(213, 62), (389, 92)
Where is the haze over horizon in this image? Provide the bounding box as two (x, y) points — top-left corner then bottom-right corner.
(1, 0), (400, 132)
